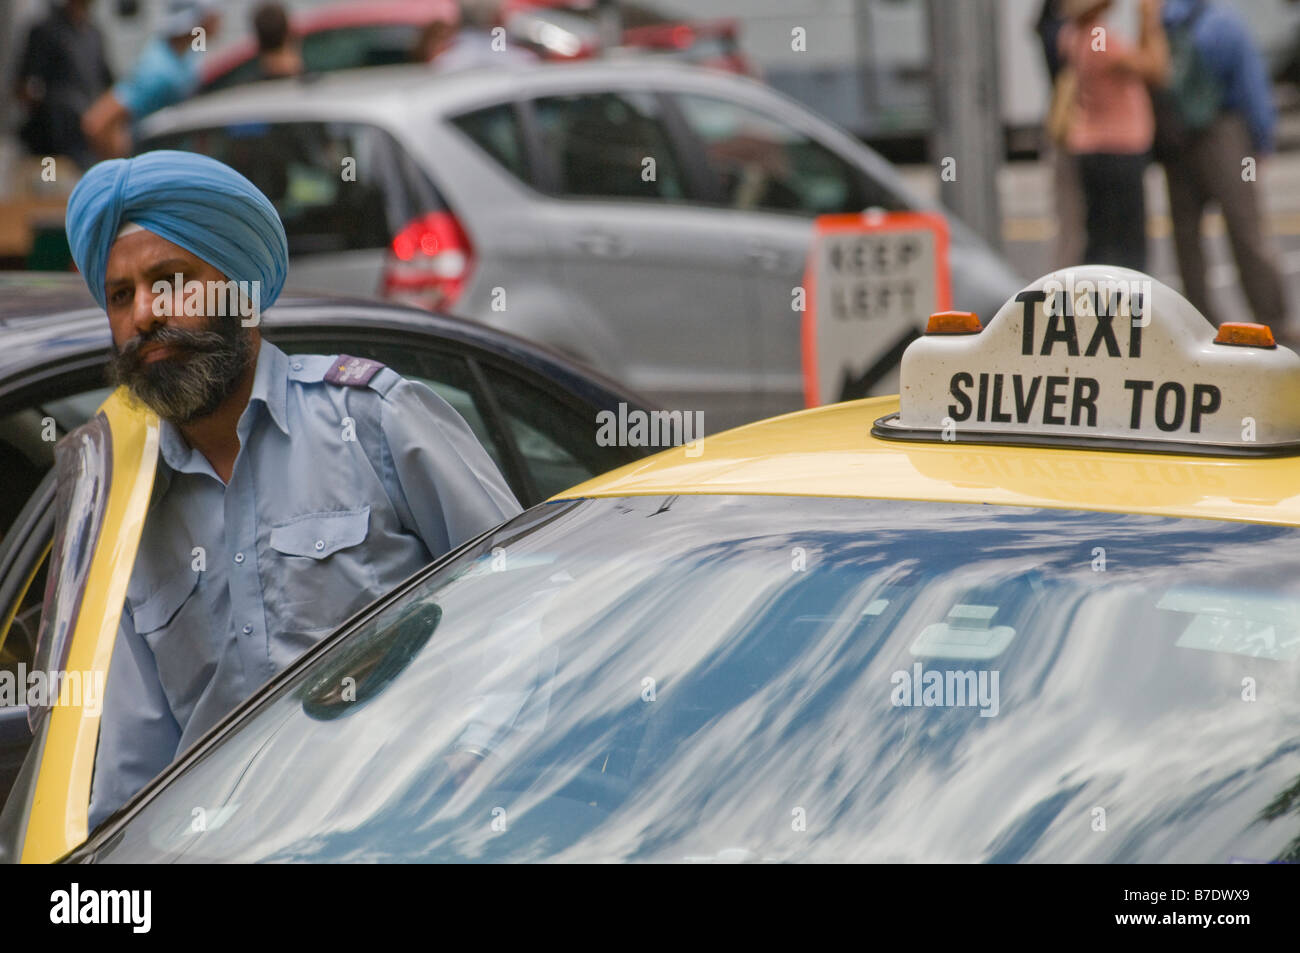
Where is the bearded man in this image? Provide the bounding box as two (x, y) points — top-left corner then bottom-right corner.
(65, 151), (520, 829)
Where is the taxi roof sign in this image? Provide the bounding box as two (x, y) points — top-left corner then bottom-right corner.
(873, 266), (1300, 456)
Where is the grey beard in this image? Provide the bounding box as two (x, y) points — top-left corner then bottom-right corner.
(108, 319), (253, 425)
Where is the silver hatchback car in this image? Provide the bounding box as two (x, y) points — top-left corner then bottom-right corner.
(140, 60), (1022, 430)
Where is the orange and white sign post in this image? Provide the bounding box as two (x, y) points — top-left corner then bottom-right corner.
(802, 210), (950, 407)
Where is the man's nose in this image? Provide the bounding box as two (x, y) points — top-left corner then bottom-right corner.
(130, 281), (166, 337)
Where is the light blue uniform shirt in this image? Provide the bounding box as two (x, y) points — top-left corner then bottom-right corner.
(88, 340), (521, 828)
(114, 36), (198, 120)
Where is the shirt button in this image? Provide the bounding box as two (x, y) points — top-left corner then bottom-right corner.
(233, 552), (244, 564)
(242, 624), (253, 635)
(314, 540), (325, 551)
(292, 361), (303, 371)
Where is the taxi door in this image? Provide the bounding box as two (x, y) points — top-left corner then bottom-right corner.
(0, 389), (158, 863)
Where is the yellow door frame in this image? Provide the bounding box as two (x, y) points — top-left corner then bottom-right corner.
(20, 389), (157, 863)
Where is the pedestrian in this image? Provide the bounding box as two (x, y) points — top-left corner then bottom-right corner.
(1158, 0), (1287, 329)
(63, 151), (521, 829)
(251, 2), (303, 81)
(80, 0), (221, 159)
(1036, 0), (1086, 267)
(12, 0), (113, 171)
(1058, 0), (1169, 272)
(429, 0), (538, 72)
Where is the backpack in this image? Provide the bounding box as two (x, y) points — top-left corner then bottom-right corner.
(1152, 0), (1222, 162)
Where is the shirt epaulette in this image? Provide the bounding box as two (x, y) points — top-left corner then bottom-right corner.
(289, 354), (400, 397)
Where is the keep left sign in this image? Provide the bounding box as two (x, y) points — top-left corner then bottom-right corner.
(802, 210), (950, 407)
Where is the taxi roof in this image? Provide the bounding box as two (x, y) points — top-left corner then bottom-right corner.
(554, 395), (1300, 528)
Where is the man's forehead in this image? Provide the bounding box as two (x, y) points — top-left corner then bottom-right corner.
(105, 230), (205, 277)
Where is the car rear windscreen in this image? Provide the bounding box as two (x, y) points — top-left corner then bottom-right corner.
(140, 121), (445, 256)
(199, 25), (426, 95)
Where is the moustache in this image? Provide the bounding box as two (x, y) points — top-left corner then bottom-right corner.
(113, 324), (232, 372)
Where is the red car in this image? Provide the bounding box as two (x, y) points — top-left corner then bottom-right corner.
(198, 0), (749, 95)
(199, 0), (459, 94)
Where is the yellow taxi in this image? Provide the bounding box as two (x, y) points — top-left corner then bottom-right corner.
(17, 266), (1300, 862)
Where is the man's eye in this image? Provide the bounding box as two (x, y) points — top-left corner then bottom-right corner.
(109, 289), (131, 306)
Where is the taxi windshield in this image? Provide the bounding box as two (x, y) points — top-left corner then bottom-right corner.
(88, 496), (1300, 862)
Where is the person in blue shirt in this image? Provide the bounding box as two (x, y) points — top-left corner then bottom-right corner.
(1160, 0), (1287, 330)
(81, 0), (220, 159)
(64, 151), (522, 829)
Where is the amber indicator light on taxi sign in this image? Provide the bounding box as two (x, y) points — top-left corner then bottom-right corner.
(1213, 323), (1276, 348)
(925, 311), (982, 335)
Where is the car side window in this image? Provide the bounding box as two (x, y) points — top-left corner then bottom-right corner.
(300, 25), (423, 72)
(198, 59), (262, 95)
(0, 388), (115, 527)
(531, 92), (686, 201)
(0, 412), (53, 536)
(201, 27), (424, 95)
(0, 475), (54, 681)
(450, 104), (531, 185)
(479, 364), (638, 500)
(270, 338), (535, 505)
(0, 385), (114, 671)
(672, 93), (901, 216)
(0, 471), (54, 810)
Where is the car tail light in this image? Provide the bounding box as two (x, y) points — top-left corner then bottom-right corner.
(381, 210), (473, 311)
(669, 25), (695, 49)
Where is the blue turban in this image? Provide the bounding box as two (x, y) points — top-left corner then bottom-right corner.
(66, 150), (289, 312)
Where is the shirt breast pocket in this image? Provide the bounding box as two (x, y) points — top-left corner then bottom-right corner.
(265, 505), (379, 650)
(130, 565), (204, 718)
